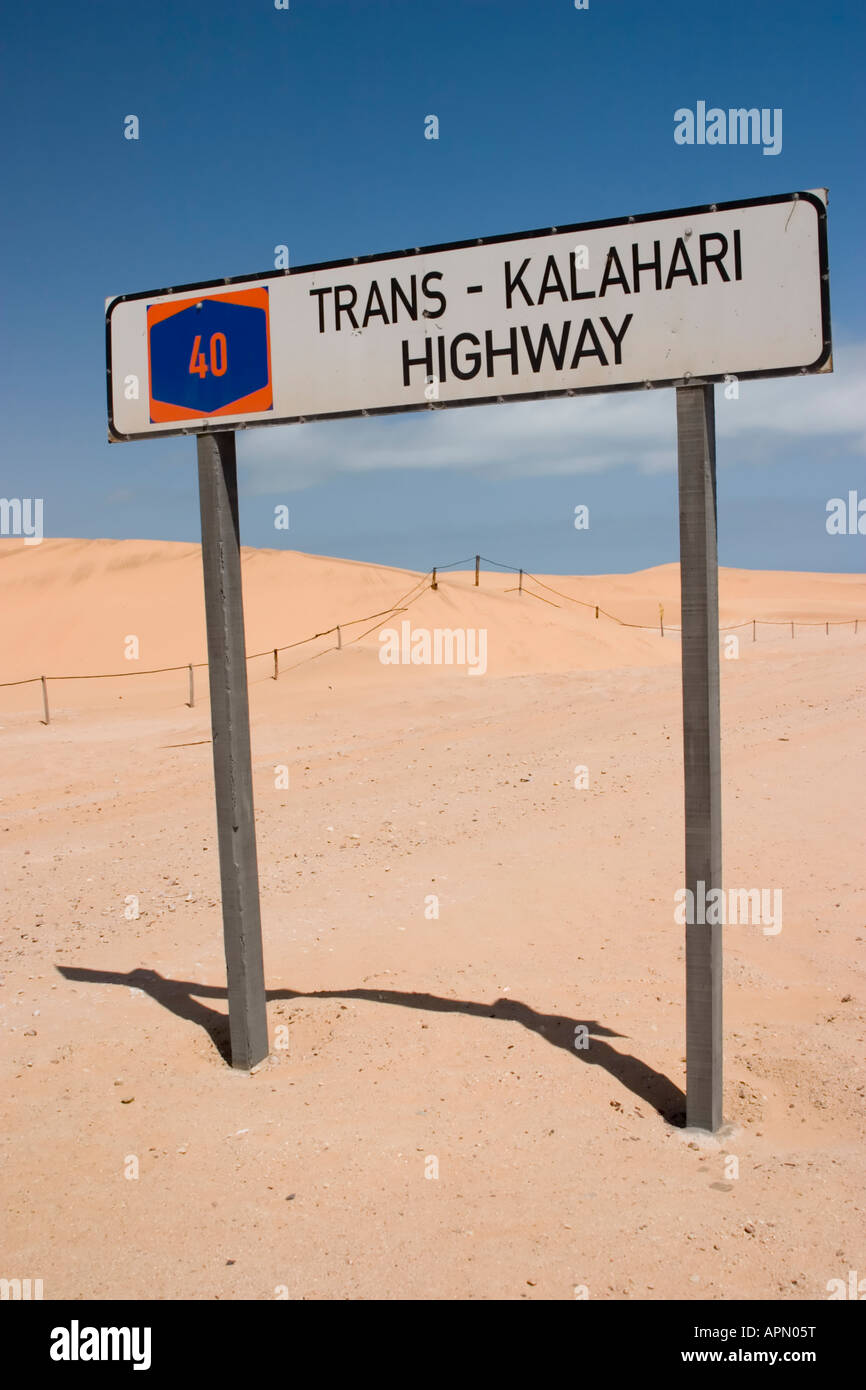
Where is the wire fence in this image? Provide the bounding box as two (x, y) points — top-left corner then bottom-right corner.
(2, 552), (862, 724)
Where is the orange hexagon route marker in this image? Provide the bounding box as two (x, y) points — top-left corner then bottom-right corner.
(147, 287), (272, 423)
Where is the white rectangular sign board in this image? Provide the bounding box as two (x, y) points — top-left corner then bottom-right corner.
(107, 190), (830, 441)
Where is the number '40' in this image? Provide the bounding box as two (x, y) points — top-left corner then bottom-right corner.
(189, 332), (227, 378)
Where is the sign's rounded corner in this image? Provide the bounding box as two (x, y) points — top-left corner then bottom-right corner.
(799, 189), (828, 223)
(107, 410), (132, 444)
(813, 346), (833, 374)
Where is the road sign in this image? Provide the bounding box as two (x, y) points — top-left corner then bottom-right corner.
(106, 190), (830, 442)
(105, 189), (832, 1129)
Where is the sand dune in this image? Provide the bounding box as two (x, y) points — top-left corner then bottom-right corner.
(0, 538), (863, 1300)
(1, 540), (862, 714)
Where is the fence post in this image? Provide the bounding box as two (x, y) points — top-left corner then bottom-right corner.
(474, 555), (480, 587)
(752, 619), (756, 642)
(518, 569), (523, 594)
(188, 663), (194, 708)
(337, 625), (342, 650)
(791, 622), (794, 638)
(41, 676), (50, 726)
(595, 605), (599, 619)
(431, 568), (437, 591)
(659, 602), (664, 637)
(273, 649), (278, 681)
(826, 621), (829, 636)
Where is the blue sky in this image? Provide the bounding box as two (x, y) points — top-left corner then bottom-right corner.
(2, 0), (864, 572)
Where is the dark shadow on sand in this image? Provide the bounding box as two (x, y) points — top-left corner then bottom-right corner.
(57, 965), (686, 1124)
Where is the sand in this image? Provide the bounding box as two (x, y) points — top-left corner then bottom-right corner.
(1, 538), (864, 1300)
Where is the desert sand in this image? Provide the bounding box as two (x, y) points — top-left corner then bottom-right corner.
(1, 537), (864, 1300)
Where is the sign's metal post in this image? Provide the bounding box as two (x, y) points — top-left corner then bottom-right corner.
(676, 383), (723, 1133)
(197, 431), (269, 1071)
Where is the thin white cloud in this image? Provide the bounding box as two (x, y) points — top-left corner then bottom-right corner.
(240, 341), (866, 491)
